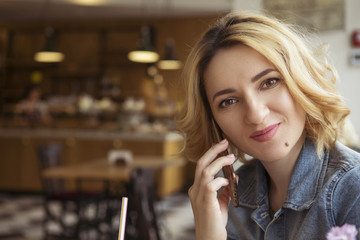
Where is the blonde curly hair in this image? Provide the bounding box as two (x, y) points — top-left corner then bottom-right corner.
(176, 11), (350, 162)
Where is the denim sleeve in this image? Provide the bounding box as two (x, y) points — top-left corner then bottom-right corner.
(332, 165), (360, 227)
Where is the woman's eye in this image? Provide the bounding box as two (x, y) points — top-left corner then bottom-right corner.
(219, 98), (237, 108)
(262, 78), (279, 89)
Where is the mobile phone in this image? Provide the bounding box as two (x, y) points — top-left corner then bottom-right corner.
(211, 117), (239, 208)
(218, 150), (240, 207)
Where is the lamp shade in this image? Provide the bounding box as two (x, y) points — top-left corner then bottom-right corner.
(128, 50), (159, 63)
(34, 51), (64, 63)
(157, 39), (182, 70)
(128, 25), (159, 63)
(34, 27), (65, 63)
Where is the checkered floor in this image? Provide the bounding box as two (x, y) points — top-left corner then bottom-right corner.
(0, 192), (195, 240)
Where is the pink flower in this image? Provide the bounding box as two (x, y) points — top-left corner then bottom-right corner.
(326, 224), (358, 240)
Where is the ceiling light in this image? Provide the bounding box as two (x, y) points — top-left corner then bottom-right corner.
(34, 27), (65, 63)
(157, 38), (182, 70)
(34, 51), (65, 63)
(128, 25), (159, 63)
(69, 0), (108, 6)
(157, 59), (182, 70)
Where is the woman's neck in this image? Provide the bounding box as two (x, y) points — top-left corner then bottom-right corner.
(265, 160), (293, 212)
(261, 133), (306, 212)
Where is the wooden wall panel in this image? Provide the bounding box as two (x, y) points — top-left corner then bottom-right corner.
(0, 16), (219, 102)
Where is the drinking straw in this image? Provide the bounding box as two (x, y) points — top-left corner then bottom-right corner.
(118, 197), (128, 240)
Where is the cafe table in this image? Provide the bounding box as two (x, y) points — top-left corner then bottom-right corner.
(41, 155), (186, 239)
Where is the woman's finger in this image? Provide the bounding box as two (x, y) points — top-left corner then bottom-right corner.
(190, 176), (230, 215)
(193, 139), (229, 187)
(202, 177), (230, 201)
(198, 154), (235, 190)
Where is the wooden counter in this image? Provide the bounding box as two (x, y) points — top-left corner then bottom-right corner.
(0, 128), (189, 197)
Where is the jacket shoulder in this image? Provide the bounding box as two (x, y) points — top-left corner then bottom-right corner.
(328, 142), (360, 171)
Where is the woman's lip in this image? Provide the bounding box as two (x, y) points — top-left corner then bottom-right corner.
(250, 123), (280, 142)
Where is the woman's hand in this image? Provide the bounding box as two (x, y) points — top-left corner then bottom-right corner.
(188, 139), (236, 240)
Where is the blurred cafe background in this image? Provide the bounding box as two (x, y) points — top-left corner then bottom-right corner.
(0, 0), (359, 239)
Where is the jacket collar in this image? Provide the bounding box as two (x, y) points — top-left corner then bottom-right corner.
(237, 138), (328, 211)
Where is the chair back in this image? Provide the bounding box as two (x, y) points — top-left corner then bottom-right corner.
(37, 143), (64, 193)
(126, 168), (161, 240)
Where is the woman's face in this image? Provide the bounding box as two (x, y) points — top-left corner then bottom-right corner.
(203, 44), (306, 163)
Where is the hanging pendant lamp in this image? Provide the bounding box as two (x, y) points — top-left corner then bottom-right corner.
(128, 25), (159, 63)
(157, 38), (182, 70)
(34, 27), (65, 63)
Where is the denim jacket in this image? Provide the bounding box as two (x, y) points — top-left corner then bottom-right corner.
(226, 138), (360, 240)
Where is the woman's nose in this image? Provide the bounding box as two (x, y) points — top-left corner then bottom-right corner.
(244, 97), (269, 125)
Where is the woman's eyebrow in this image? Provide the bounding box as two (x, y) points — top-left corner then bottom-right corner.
(251, 68), (277, 82)
(212, 88), (236, 102)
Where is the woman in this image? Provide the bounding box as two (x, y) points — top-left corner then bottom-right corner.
(14, 84), (51, 126)
(176, 12), (360, 239)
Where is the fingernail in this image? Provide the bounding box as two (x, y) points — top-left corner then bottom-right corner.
(226, 154), (234, 158)
(220, 139), (227, 144)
